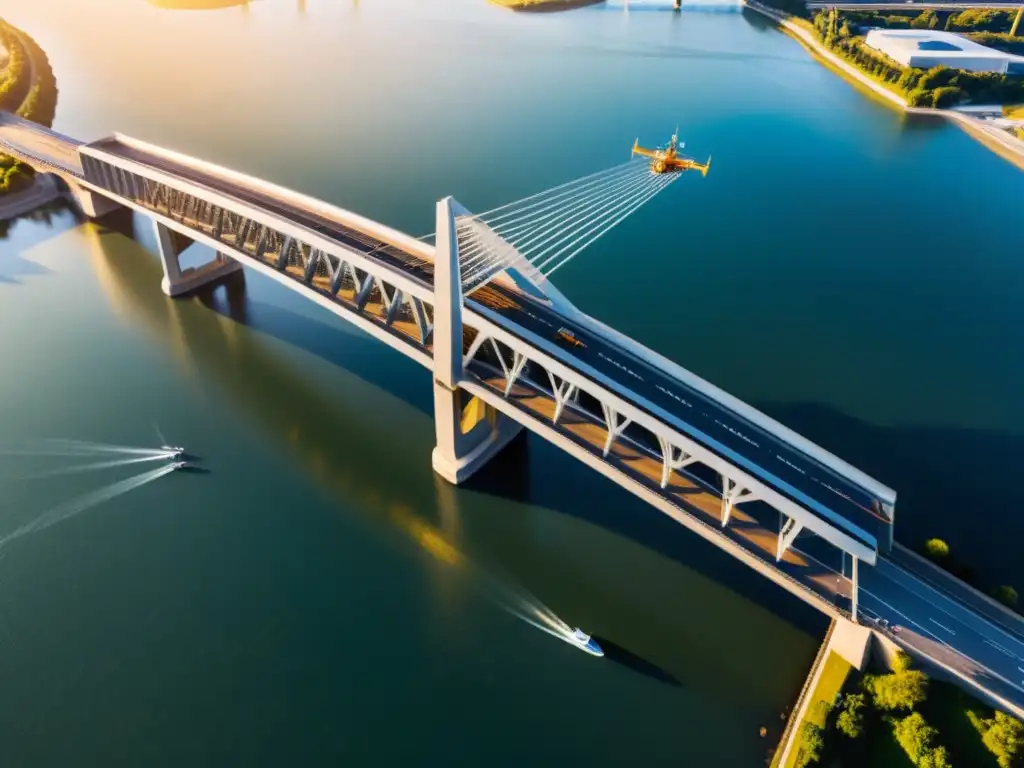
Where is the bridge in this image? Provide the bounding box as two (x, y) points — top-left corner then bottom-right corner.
(4, 111), (1024, 716)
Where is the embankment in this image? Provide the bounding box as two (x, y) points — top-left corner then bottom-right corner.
(743, 0), (1024, 172)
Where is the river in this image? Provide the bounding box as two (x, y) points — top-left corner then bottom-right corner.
(0, 0), (1021, 765)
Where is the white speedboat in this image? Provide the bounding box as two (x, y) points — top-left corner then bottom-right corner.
(170, 460), (189, 471)
(569, 628), (604, 658)
(161, 445), (185, 458)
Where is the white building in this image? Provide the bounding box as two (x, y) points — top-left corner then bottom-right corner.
(864, 29), (1024, 75)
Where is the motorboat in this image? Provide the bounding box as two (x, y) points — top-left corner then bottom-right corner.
(569, 628), (604, 658)
(161, 445), (185, 459)
(170, 460), (189, 471)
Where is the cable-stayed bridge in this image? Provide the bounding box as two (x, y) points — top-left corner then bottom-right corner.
(4, 110), (1024, 717)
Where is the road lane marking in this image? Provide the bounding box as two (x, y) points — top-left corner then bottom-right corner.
(878, 560), (1024, 652)
(985, 639), (1018, 659)
(930, 618), (956, 635)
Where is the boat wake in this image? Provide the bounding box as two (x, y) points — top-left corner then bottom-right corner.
(0, 463), (177, 551)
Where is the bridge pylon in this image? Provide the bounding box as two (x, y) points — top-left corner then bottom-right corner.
(431, 196), (523, 485)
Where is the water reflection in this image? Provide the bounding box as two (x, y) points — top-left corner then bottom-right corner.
(80, 218), (817, 710)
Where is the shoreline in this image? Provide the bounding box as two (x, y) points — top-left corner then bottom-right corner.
(489, 0), (604, 12)
(0, 172), (61, 221)
(743, 0), (1024, 172)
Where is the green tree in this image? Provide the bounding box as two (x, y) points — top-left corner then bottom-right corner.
(836, 692), (866, 738)
(992, 585), (1019, 609)
(796, 722), (825, 767)
(921, 745), (953, 768)
(867, 655), (928, 711)
(923, 538), (951, 563)
(982, 711), (1024, 768)
(912, 10), (939, 29)
(895, 713), (941, 763)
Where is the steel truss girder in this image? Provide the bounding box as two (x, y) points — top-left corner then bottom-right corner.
(83, 157), (439, 360)
(777, 515), (804, 561)
(79, 147), (434, 307)
(460, 313), (877, 566)
(656, 436), (698, 490)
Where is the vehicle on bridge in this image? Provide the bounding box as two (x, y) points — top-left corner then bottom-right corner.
(556, 326), (586, 349)
(632, 130), (711, 176)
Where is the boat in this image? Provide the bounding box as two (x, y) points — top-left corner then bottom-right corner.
(569, 628), (604, 657)
(161, 444), (185, 458)
(170, 460), (189, 471)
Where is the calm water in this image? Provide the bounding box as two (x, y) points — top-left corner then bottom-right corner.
(0, 0), (1022, 764)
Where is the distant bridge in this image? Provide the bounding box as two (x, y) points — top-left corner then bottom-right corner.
(4, 110), (1024, 717)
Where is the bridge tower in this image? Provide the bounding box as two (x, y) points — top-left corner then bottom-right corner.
(152, 221), (242, 298)
(431, 196), (523, 485)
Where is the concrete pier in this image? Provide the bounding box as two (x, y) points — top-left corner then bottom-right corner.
(153, 220), (242, 297)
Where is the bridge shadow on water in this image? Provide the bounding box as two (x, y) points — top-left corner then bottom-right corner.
(465, 431), (830, 636)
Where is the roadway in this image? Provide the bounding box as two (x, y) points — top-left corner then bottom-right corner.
(860, 557), (1024, 712)
(85, 135), (888, 549)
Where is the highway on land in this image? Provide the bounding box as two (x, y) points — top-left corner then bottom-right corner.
(87, 137), (889, 545)
(860, 558), (1024, 711)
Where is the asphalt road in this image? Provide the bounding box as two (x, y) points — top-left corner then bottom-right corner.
(88, 136), (888, 546)
(861, 558), (1024, 712)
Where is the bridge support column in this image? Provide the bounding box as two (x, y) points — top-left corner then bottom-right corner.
(851, 555), (859, 624)
(431, 196), (522, 485)
(153, 220), (242, 298)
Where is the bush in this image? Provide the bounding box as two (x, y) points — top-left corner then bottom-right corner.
(911, 10), (939, 29)
(992, 585), (1019, 608)
(894, 712), (951, 767)
(867, 656), (928, 711)
(923, 538), (951, 563)
(796, 722), (825, 767)
(836, 692), (866, 738)
(931, 86), (965, 108)
(981, 711), (1024, 768)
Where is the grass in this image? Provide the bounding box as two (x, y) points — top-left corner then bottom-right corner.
(779, 652), (852, 768)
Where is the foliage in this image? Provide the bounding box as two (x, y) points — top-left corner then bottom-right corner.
(979, 711), (1024, 768)
(923, 538), (951, 563)
(0, 21), (30, 111)
(945, 9), (1016, 34)
(810, 11), (1024, 108)
(894, 712), (952, 767)
(911, 10), (939, 30)
(892, 650), (913, 674)
(0, 159), (34, 195)
(969, 33), (1024, 56)
(836, 692), (866, 738)
(795, 722), (825, 767)
(866, 654), (928, 712)
(992, 585), (1020, 608)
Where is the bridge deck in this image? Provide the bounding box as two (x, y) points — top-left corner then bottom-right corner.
(85, 134), (889, 549)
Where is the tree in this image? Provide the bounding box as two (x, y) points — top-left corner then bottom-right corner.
(892, 650), (913, 674)
(982, 711), (1024, 768)
(992, 585), (1019, 609)
(921, 745), (953, 768)
(836, 692), (866, 738)
(912, 10), (939, 29)
(796, 722), (825, 767)
(894, 712), (950, 766)
(868, 665), (928, 711)
(923, 538), (950, 564)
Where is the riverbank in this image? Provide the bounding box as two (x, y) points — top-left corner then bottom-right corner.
(489, 0), (603, 12)
(0, 17), (60, 211)
(743, 0), (1024, 172)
